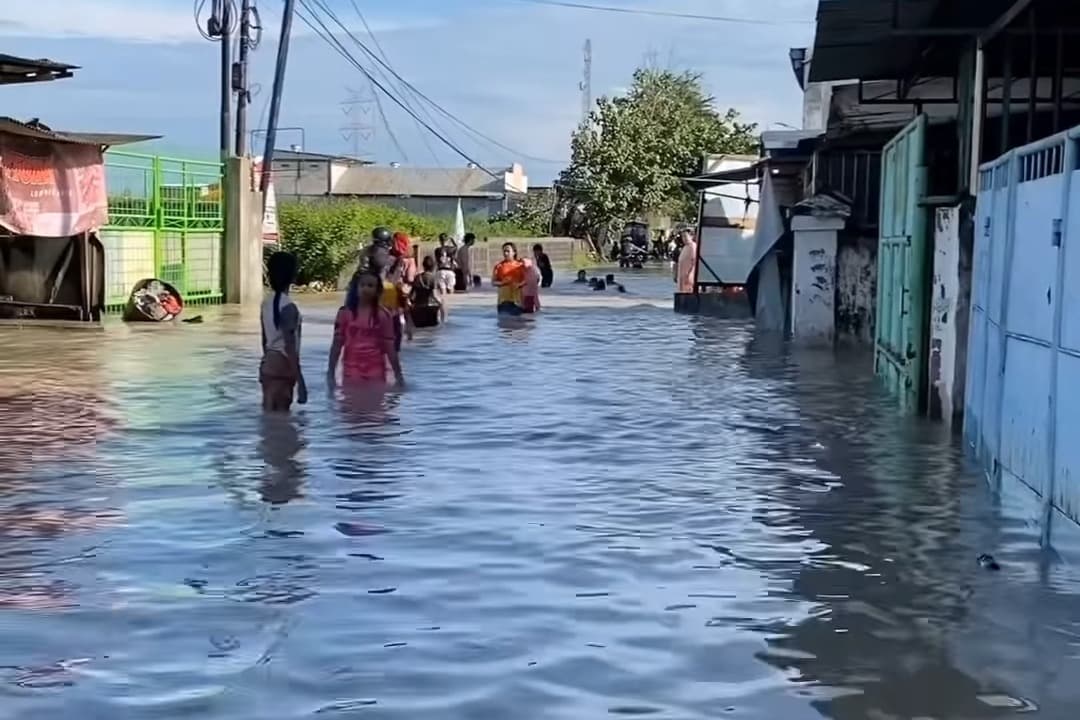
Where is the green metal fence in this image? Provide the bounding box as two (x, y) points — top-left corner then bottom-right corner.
(101, 151), (225, 311)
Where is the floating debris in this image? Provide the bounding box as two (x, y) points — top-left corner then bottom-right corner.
(977, 553), (1001, 571)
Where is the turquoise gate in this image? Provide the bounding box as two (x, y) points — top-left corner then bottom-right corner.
(875, 115), (930, 412)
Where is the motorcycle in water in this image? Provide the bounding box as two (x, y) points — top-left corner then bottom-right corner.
(617, 236), (648, 269)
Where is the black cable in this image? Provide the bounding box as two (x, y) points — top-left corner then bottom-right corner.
(319, 0), (511, 165)
(506, 0), (812, 25)
(342, 0), (443, 165)
(313, 0), (567, 166)
(295, 0), (500, 178)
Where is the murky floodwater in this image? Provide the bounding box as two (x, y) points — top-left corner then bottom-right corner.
(2, 270), (1079, 719)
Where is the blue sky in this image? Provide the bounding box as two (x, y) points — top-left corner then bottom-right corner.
(1, 0), (816, 182)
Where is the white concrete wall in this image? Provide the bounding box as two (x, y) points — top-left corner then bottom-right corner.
(965, 127), (1080, 545)
(790, 216), (841, 345)
(225, 156), (265, 306)
(930, 206), (962, 425)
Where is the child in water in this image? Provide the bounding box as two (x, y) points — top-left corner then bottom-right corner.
(327, 270), (405, 387)
(409, 255), (444, 328)
(521, 257), (542, 313)
(260, 251), (307, 411)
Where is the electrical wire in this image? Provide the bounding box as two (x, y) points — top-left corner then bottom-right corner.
(295, 0), (500, 177)
(194, 0), (240, 41)
(342, 0), (443, 165)
(505, 0), (813, 25)
(312, 0), (568, 166)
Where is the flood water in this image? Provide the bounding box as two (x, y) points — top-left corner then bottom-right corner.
(2, 271), (1079, 719)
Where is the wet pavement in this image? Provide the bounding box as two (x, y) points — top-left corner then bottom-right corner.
(1, 270), (1079, 719)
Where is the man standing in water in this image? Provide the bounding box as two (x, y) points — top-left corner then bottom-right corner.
(434, 234), (457, 294)
(455, 233), (476, 293)
(532, 243), (554, 288)
(675, 229), (697, 293)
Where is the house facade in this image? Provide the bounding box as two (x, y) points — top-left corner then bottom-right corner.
(700, 0), (1080, 546)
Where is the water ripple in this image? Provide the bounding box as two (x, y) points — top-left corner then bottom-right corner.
(1, 272), (1079, 719)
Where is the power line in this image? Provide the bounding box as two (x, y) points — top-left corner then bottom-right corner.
(343, 0), (444, 165)
(294, 0), (500, 177)
(310, 0), (568, 166)
(507, 0), (813, 25)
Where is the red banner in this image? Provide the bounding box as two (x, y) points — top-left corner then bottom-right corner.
(0, 133), (108, 237)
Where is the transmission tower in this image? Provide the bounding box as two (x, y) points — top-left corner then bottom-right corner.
(340, 84), (376, 160)
(579, 38), (592, 126)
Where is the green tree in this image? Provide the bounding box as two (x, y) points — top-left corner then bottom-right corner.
(560, 68), (757, 236)
(486, 188), (555, 236)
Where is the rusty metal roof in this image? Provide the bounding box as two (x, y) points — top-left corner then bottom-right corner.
(0, 117), (159, 146)
(808, 0), (944, 83)
(0, 53), (77, 86)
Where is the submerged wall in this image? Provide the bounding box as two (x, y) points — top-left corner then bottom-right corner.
(836, 233), (876, 343)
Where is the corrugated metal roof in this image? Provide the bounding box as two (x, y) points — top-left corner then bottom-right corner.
(0, 53), (77, 86)
(0, 117), (159, 146)
(273, 148), (373, 164)
(333, 166), (507, 198)
(808, 0), (942, 83)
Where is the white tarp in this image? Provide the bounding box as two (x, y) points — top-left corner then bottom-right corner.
(748, 172), (785, 274)
(253, 157), (279, 244)
(453, 199), (465, 243)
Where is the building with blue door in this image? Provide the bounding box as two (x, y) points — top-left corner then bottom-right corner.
(800, 0), (1080, 546)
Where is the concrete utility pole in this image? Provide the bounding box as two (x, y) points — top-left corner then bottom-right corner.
(234, 0), (253, 156)
(260, 0), (296, 195)
(580, 38), (592, 126)
(215, 0), (234, 157)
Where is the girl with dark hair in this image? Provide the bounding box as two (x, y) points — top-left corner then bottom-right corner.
(409, 255), (444, 328)
(260, 251), (307, 411)
(492, 242), (526, 315)
(369, 243), (415, 350)
(327, 270), (405, 387)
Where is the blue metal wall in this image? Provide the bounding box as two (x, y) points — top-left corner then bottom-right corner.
(966, 126), (1080, 544)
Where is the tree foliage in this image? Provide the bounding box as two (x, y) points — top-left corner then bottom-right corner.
(277, 200), (546, 286)
(559, 68), (757, 234)
(486, 188), (555, 237)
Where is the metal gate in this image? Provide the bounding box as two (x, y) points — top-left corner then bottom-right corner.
(99, 151), (225, 311)
(875, 114), (929, 412)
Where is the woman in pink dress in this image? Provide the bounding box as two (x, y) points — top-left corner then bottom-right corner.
(327, 270), (405, 387)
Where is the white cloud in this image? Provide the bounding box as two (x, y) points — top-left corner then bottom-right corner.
(0, 0), (437, 44)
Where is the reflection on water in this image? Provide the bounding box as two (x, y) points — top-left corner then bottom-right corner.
(1, 273), (1079, 719)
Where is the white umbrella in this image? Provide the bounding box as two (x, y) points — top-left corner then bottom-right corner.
(453, 198), (465, 244)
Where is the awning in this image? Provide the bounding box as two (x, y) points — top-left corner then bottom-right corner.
(684, 162), (763, 188)
(0, 53), (77, 86)
(0, 117), (159, 147)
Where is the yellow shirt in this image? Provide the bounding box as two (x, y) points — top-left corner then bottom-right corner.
(380, 280), (401, 311)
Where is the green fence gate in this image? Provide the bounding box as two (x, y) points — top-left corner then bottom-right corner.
(100, 151), (225, 311)
(875, 114), (929, 413)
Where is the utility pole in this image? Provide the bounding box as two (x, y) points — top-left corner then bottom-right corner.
(234, 0), (253, 155)
(260, 0), (296, 195)
(579, 38), (592, 126)
(216, 0), (234, 157)
(340, 85), (376, 160)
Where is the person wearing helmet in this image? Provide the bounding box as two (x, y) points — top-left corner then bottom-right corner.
(360, 226), (394, 273)
(371, 226), (392, 247)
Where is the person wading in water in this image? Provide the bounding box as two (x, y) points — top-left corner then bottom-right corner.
(260, 251), (307, 412)
(492, 241), (527, 315)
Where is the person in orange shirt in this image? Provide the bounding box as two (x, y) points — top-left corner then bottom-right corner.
(492, 242), (526, 315)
